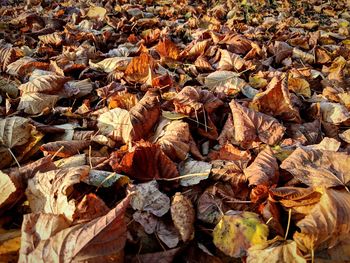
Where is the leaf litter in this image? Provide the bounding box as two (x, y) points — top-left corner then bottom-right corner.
(1, 0), (350, 262)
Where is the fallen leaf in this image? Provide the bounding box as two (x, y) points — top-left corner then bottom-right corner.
(129, 180), (170, 217)
(319, 101), (350, 124)
(0, 116), (33, 148)
(26, 166), (90, 221)
(247, 237), (306, 263)
(156, 38), (181, 60)
(19, 193), (131, 262)
(17, 92), (59, 114)
(213, 211), (269, 257)
(40, 140), (90, 158)
(294, 189), (350, 253)
(251, 76), (301, 123)
(178, 159), (212, 186)
(229, 100), (285, 148)
(118, 140), (179, 181)
(281, 148), (350, 189)
(98, 91), (160, 144)
(0, 171), (16, 208)
(171, 192), (195, 242)
(204, 70), (246, 93)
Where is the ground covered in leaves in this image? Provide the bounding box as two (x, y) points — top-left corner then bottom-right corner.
(1, 0), (350, 262)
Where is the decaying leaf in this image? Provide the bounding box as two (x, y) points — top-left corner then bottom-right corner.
(229, 100), (285, 148)
(171, 192), (195, 242)
(40, 140), (90, 158)
(247, 237), (306, 263)
(213, 211), (269, 257)
(294, 189), (350, 253)
(178, 159), (211, 186)
(0, 171), (16, 208)
(98, 91), (160, 143)
(251, 76), (301, 123)
(0, 116), (33, 148)
(18, 93), (59, 114)
(281, 148), (350, 189)
(26, 166), (90, 221)
(117, 140), (179, 181)
(19, 193), (132, 262)
(129, 180), (170, 217)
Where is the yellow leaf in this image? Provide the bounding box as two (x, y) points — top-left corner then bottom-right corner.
(213, 211), (268, 258)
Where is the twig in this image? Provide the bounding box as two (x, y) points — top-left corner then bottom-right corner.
(51, 145), (64, 160)
(7, 148), (21, 168)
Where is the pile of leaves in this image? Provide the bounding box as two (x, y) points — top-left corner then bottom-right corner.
(1, 0), (350, 262)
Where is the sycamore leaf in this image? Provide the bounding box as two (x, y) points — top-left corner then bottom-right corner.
(294, 189), (350, 253)
(155, 119), (191, 161)
(98, 91), (160, 143)
(251, 76), (301, 123)
(117, 140), (179, 182)
(229, 100), (285, 148)
(178, 159), (212, 186)
(171, 192), (195, 242)
(38, 32), (63, 46)
(0, 171), (16, 208)
(19, 193), (131, 262)
(213, 211), (268, 257)
(18, 73), (69, 94)
(26, 166), (90, 221)
(247, 237), (306, 263)
(281, 148), (350, 189)
(18, 92), (59, 114)
(319, 101), (350, 124)
(0, 116), (33, 148)
(204, 70), (246, 92)
(40, 140), (90, 158)
(243, 146), (279, 187)
(130, 180), (170, 217)
(89, 57), (131, 73)
(0, 45), (17, 72)
(155, 38), (181, 60)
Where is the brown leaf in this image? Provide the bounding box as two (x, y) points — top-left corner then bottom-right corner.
(155, 38), (181, 60)
(244, 146), (279, 187)
(129, 180), (170, 217)
(126, 248), (180, 263)
(219, 34), (252, 54)
(18, 73), (69, 94)
(217, 49), (245, 71)
(40, 140), (90, 158)
(19, 193), (132, 262)
(0, 171), (16, 209)
(247, 237), (306, 263)
(171, 192), (195, 242)
(194, 56), (213, 72)
(208, 143), (251, 162)
(229, 100), (285, 148)
(17, 92), (59, 114)
(0, 44), (17, 72)
(0, 116), (33, 148)
(154, 119), (191, 161)
(72, 193), (110, 224)
(26, 166), (90, 221)
(294, 189), (350, 253)
(124, 52), (155, 84)
(118, 140), (179, 181)
(98, 91), (160, 144)
(6, 57), (49, 78)
(210, 160), (247, 190)
(281, 148), (350, 189)
(251, 76), (301, 123)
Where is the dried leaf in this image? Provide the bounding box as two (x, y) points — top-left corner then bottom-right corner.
(89, 57), (131, 73)
(18, 92), (59, 114)
(129, 180), (170, 217)
(178, 159), (211, 186)
(281, 148), (350, 189)
(0, 116), (33, 148)
(18, 73), (69, 94)
(294, 189), (350, 253)
(0, 45), (17, 72)
(26, 166), (90, 221)
(251, 76), (301, 123)
(171, 192), (195, 242)
(156, 38), (181, 60)
(204, 70), (246, 92)
(229, 100), (285, 148)
(213, 211), (268, 257)
(124, 53), (155, 84)
(118, 140), (179, 181)
(247, 237), (306, 263)
(98, 91), (160, 143)
(40, 140), (90, 158)
(244, 146), (279, 187)
(19, 193), (131, 262)
(319, 101), (350, 124)
(0, 171), (16, 208)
